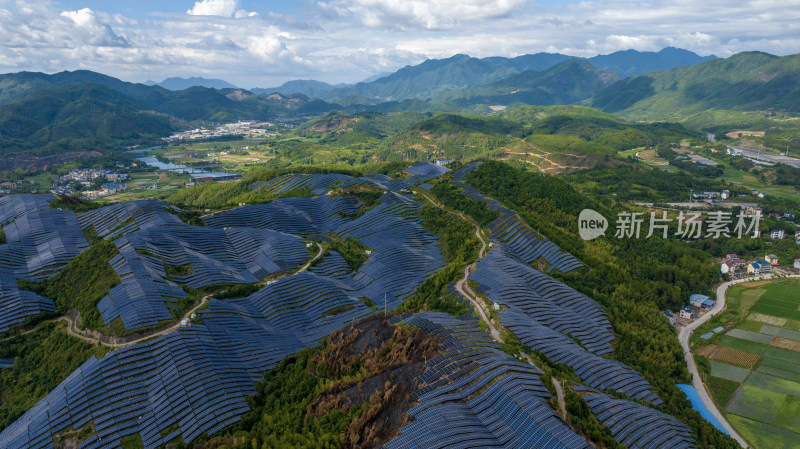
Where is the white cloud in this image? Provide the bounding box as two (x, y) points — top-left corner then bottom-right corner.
(186, 0), (258, 18)
(0, 0), (799, 86)
(316, 0), (528, 30)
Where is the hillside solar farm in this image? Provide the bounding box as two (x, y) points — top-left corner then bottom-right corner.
(0, 161), (718, 449)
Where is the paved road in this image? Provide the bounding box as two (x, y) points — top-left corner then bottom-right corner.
(678, 274), (800, 448)
(730, 147), (800, 168)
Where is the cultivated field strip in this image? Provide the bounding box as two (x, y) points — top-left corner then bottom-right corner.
(575, 387), (695, 449)
(503, 310), (662, 405)
(385, 313), (590, 449)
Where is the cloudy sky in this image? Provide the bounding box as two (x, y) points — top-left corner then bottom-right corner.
(1, 0), (798, 87)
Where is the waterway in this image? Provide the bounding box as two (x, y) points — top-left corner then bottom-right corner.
(129, 147), (233, 179)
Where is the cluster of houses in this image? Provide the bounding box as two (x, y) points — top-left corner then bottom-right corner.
(49, 169), (130, 198)
(81, 182), (128, 199)
(163, 121), (275, 141)
(720, 253), (781, 276)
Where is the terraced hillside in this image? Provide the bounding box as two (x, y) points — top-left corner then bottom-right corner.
(0, 162), (736, 449)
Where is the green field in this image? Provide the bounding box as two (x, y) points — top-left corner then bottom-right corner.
(726, 385), (785, 423)
(711, 361), (751, 382)
(697, 279), (800, 448)
(750, 280), (800, 321)
(719, 336), (769, 354)
(727, 414), (800, 449)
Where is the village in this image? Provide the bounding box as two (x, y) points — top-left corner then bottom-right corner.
(162, 120), (277, 141)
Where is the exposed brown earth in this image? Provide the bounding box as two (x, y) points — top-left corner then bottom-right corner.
(0, 151), (102, 172)
(307, 314), (442, 449)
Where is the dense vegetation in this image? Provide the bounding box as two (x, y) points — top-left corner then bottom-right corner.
(0, 322), (108, 432)
(329, 237), (370, 271)
(20, 239), (120, 331)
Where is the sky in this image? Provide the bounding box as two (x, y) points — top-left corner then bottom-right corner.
(0, 0), (798, 88)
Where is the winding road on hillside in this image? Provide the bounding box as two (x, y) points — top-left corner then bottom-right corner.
(679, 273), (800, 448)
(418, 191), (504, 343)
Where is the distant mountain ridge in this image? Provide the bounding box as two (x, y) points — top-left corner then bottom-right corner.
(431, 59), (620, 111)
(145, 77), (239, 91)
(260, 47), (714, 101)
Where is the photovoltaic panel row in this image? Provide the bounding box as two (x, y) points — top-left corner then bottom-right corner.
(0, 272), (54, 332)
(385, 313), (589, 449)
(487, 214), (583, 273)
(98, 225), (308, 331)
(0, 193), (52, 225)
(336, 193), (445, 306)
(574, 386), (695, 449)
(122, 226), (309, 288)
(502, 311), (662, 405)
(470, 246), (613, 354)
(205, 196), (360, 234)
(251, 173), (353, 195)
(77, 200), (186, 239)
(0, 209), (89, 281)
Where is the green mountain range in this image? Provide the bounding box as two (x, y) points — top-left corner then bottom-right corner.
(592, 52), (800, 119)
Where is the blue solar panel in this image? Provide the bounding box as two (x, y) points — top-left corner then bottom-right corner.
(77, 200), (186, 239)
(575, 387), (694, 449)
(0, 272), (55, 332)
(0, 193), (52, 225)
(0, 208), (89, 281)
(502, 311), (662, 405)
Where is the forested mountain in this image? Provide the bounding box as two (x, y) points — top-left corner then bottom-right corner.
(431, 59), (619, 110)
(592, 51), (800, 118)
(0, 84), (173, 157)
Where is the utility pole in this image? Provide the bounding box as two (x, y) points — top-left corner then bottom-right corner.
(384, 293), (387, 317)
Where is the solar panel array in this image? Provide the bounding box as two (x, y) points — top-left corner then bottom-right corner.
(0, 359), (13, 368)
(0, 193), (52, 225)
(336, 192), (445, 307)
(205, 196), (360, 234)
(383, 162), (450, 191)
(0, 272), (55, 332)
(76, 200), (186, 239)
(0, 269), (388, 449)
(251, 173), (353, 195)
(487, 214), (583, 273)
(574, 386), (695, 449)
(502, 310), (661, 405)
(471, 246), (613, 354)
(0, 209), (89, 280)
(384, 313), (589, 449)
(98, 226), (308, 331)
